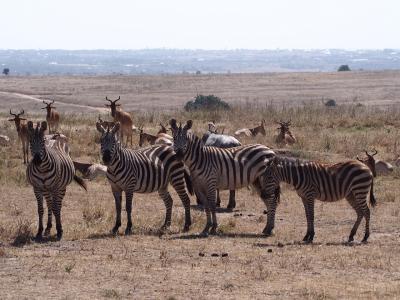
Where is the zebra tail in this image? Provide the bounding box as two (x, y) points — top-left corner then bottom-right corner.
(73, 161), (91, 176)
(74, 175), (87, 191)
(370, 179), (376, 207)
(184, 169), (194, 196)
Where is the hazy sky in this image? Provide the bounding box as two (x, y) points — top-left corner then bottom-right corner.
(1, 0), (399, 49)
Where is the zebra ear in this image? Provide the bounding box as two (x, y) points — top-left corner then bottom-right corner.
(169, 119), (178, 130)
(111, 122), (120, 134)
(40, 121), (47, 133)
(96, 122), (106, 134)
(184, 120), (193, 130)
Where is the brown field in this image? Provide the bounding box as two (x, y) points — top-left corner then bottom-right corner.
(1, 71), (400, 299)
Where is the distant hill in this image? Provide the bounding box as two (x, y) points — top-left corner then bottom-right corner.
(1, 49), (400, 75)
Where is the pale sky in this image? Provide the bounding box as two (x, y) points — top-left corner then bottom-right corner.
(1, 0), (399, 50)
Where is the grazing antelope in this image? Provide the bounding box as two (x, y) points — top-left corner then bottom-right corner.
(259, 156), (376, 243)
(357, 150), (393, 176)
(105, 96), (134, 146)
(275, 120), (297, 145)
(138, 125), (173, 147)
(234, 120), (266, 137)
(170, 119), (275, 236)
(42, 100), (60, 134)
(96, 122), (192, 234)
(8, 109), (29, 163)
(26, 121), (87, 240)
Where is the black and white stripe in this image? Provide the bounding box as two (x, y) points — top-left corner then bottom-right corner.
(26, 121), (86, 240)
(96, 122), (192, 234)
(170, 119), (275, 236)
(259, 156), (376, 243)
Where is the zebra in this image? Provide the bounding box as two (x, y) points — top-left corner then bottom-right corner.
(96, 121), (192, 235)
(170, 119), (276, 236)
(26, 121), (87, 240)
(258, 156), (376, 243)
(201, 123), (241, 209)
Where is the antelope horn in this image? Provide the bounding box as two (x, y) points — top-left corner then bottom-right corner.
(19, 109), (24, 116)
(51, 99), (55, 104)
(9, 109), (17, 116)
(372, 149), (378, 156)
(105, 96), (112, 103)
(115, 96), (121, 102)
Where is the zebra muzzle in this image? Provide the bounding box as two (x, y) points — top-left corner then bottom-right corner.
(33, 154), (42, 165)
(102, 151), (112, 165)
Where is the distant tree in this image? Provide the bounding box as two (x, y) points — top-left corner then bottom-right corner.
(2, 68), (9, 76)
(338, 65), (351, 72)
(196, 70), (201, 75)
(322, 98), (337, 107)
(184, 94), (230, 111)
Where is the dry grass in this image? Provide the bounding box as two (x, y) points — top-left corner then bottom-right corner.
(0, 72), (400, 299)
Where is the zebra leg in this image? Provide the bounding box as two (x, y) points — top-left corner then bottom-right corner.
(302, 197), (315, 243)
(361, 204), (371, 243)
(347, 194), (369, 242)
(171, 179), (192, 232)
(261, 193), (277, 236)
(227, 190), (236, 210)
(125, 190), (134, 235)
(52, 189), (66, 240)
(44, 192), (52, 236)
(208, 185), (218, 235)
(112, 190), (123, 234)
(216, 189), (221, 208)
(34, 189), (44, 241)
(158, 190), (173, 231)
(199, 190), (212, 237)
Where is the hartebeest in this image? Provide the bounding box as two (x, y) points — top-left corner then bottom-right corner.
(105, 96), (134, 146)
(234, 120), (266, 137)
(98, 115), (115, 129)
(8, 109), (29, 163)
(357, 149), (393, 176)
(138, 125), (173, 147)
(275, 120), (297, 145)
(42, 100), (60, 134)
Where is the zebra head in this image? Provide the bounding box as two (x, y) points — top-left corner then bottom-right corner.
(259, 156), (281, 199)
(96, 122), (121, 165)
(27, 121), (47, 165)
(170, 119), (192, 160)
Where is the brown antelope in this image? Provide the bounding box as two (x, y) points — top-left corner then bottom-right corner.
(138, 125), (173, 147)
(42, 100), (60, 134)
(275, 120), (297, 145)
(8, 109), (29, 163)
(234, 120), (266, 137)
(105, 96), (134, 146)
(98, 115), (115, 129)
(357, 150), (393, 176)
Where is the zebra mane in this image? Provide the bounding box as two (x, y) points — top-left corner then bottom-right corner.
(275, 156), (308, 166)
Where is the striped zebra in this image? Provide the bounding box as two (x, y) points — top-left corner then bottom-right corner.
(258, 156), (376, 243)
(96, 122), (192, 234)
(170, 119), (276, 236)
(26, 121), (87, 240)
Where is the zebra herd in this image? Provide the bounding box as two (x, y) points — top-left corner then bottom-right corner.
(16, 103), (377, 243)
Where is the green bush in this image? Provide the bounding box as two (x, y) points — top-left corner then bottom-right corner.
(184, 94), (230, 111)
(338, 65), (351, 72)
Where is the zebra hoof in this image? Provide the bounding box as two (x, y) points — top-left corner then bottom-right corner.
(34, 234), (43, 242)
(199, 229), (209, 237)
(125, 227), (133, 235)
(44, 228), (51, 236)
(263, 230), (273, 237)
(183, 225), (190, 232)
(210, 227), (217, 235)
(56, 232), (63, 241)
(348, 236), (354, 243)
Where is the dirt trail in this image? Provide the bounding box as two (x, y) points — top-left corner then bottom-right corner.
(0, 91), (108, 112)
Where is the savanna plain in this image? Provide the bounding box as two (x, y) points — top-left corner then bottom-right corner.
(0, 71), (400, 299)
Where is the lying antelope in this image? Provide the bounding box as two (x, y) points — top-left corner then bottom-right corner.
(98, 115), (115, 129)
(8, 109), (29, 163)
(275, 120), (297, 145)
(105, 96), (134, 146)
(234, 120), (266, 137)
(357, 150), (393, 176)
(42, 100), (60, 134)
(138, 125), (173, 147)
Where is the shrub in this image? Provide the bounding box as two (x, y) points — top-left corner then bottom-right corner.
(184, 94), (230, 111)
(338, 65), (351, 72)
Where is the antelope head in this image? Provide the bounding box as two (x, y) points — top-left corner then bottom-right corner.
(357, 149), (378, 177)
(105, 96), (121, 116)
(42, 100), (56, 116)
(9, 109), (27, 130)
